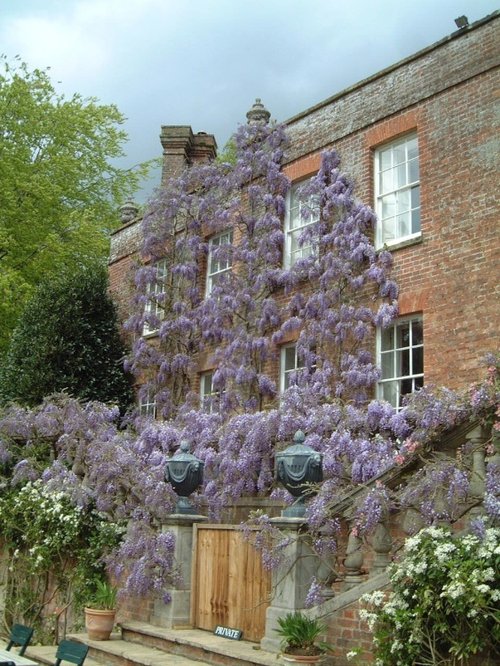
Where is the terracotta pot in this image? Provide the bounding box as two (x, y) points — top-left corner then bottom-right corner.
(84, 607), (116, 640)
(281, 654), (324, 664)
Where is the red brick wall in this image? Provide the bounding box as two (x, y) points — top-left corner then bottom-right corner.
(284, 15), (500, 391)
(326, 602), (375, 665)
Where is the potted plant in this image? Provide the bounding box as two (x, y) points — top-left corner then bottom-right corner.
(275, 611), (331, 664)
(84, 579), (118, 640)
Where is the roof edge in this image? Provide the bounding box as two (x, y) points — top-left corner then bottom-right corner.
(284, 11), (499, 127)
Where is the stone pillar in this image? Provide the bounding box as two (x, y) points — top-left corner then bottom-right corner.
(371, 522), (392, 576)
(260, 517), (319, 653)
(343, 529), (365, 589)
(466, 425), (488, 526)
(151, 513), (206, 628)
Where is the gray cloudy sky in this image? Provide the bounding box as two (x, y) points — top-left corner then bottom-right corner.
(1, 0), (498, 200)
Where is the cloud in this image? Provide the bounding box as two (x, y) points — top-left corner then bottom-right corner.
(1, 0), (498, 201)
(1, 0), (167, 94)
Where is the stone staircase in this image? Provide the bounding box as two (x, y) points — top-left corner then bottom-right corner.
(25, 622), (278, 666)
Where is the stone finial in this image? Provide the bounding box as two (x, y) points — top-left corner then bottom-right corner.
(246, 98), (271, 126)
(119, 201), (139, 225)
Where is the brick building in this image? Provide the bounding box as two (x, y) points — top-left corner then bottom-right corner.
(110, 11), (499, 408)
(107, 12), (499, 663)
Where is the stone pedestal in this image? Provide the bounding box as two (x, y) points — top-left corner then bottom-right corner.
(343, 530), (365, 589)
(151, 514), (206, 628)
(467, 426), (488, 528)
(260, 517), (320, 653)
(371, 522), (392, 576)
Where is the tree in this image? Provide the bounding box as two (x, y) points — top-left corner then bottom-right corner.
(0, 56), (151, 355)
(0, 265), (134, 413)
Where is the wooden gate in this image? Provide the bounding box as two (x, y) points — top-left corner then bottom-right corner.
(192, 525), (271, 642)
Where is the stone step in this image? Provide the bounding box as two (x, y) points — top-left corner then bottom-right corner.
(25, 644), (101, 666)
(120, 621), (278, 666)
(27, 636), (212, 665)
(25, 624), (279, 666)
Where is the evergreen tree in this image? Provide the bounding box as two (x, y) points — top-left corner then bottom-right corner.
(0, 265), (133, 412)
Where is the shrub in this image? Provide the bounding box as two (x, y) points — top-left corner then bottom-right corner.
(361, 526), (500, 665)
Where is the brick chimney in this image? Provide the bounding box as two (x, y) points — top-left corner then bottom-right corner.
(160, 126), (217, 185)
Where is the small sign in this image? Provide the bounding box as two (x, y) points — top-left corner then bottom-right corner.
(214, 624), (243, 640)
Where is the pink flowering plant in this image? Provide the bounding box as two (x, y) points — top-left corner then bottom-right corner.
(360, 526), (500, 665)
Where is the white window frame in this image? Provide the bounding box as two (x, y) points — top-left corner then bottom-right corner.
(284, 179), (319, 268)
(206, 230), (233, 296)
(200, 370), (219, 413)
(374, 133), (420, 248)
(377, 315), (424, 410)
(143, 259), (168, 336)
(280, 343), (316, 394)
(138, 389), (157, 419)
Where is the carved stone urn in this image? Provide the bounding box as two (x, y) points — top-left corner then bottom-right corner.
(165, 440), (204, 514)
(276, 430), (323, 517)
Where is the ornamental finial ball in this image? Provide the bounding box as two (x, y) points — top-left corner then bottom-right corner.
(293, 430), (306, 444)
(246, 98), (271, 126)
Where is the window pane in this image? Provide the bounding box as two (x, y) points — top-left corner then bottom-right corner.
(382, 193), (396, 219)
(285, 346), (297, 371)
(400, 378), (413, 396)
(382, 381), (398, 406)
(393, 144), (406, 165)
(397, 188), (410, 213)
(412, 319), (423, 346)
(412, 346), (424, 374)
(397, 348), (410, 377)
(397, 322), (410, 347)
(407, 138), (418, 160)
(411, 208), (421, 234)
(380, 149), (392, 170)
(381, 327), (394, 351)
(380, 170), (394, 194)
(210, 255), (218, 273)
(202, 373), (213, 394)
(382, 218), (396, 243)
(411, 186), (420, 209)
(381, 352), (394, 378)
(289, 208), (300, 229)
(396, 163), (407, 188)
(409, 157), (419, 183)
(396, 212), (410, 237)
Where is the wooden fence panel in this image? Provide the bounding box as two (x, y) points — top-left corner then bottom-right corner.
(193, 526), (271, 642)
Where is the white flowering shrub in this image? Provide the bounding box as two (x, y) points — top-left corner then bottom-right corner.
(0, 480), (123, 639)
(361, 526), (500, 665)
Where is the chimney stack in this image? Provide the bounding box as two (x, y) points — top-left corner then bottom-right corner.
(160, 126), (217, 185)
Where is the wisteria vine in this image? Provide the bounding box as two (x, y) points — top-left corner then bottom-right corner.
(0, 120), (498, 616)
